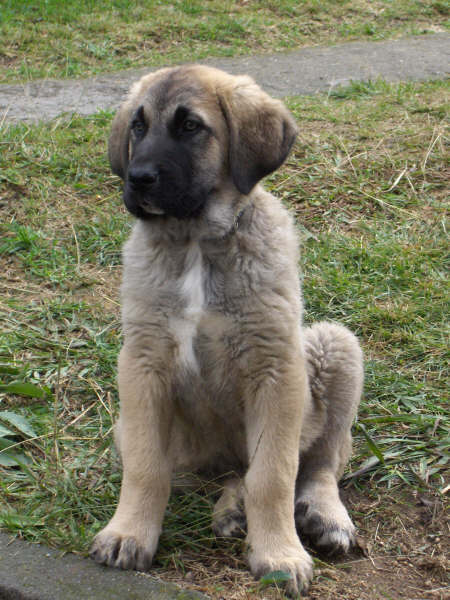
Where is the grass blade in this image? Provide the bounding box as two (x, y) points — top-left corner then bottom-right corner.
(259, 570), (293, 588)
(356, 423), (385, 464)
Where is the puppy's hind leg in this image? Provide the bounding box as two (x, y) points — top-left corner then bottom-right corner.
(296, 322), (363, 554)
(212, 477), (247, 538)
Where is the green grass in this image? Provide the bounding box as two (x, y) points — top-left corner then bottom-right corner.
(0, 0), (448, 82)
(0, 78), (448, 596)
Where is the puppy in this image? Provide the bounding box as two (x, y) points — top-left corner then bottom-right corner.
(90, 65), (363, 597)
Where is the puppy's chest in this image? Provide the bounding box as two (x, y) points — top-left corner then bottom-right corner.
(168, 242), (220, 374)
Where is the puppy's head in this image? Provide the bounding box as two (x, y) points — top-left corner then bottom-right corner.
(109, 65), (297, 220)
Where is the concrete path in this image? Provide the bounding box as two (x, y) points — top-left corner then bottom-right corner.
(1, 33), (448, 124)
(0, 532), (206, 600)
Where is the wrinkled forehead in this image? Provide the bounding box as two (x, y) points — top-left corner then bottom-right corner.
(139, 68), (220, 124)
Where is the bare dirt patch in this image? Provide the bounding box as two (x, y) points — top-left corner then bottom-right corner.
(152, 485), (449, 600)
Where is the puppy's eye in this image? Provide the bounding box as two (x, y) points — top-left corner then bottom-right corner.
(182, 119), (200, 133)
(131, 121), (146, 136)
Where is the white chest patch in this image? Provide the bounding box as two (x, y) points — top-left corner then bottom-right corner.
(169, 242), (205, 373)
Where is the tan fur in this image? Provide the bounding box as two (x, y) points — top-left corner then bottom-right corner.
(90, 65), (363, 597)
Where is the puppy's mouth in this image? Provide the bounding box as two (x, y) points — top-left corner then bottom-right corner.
(122, 183), (163, 217)
(138, 200), (166, 216)
(123, 183), (206, 220)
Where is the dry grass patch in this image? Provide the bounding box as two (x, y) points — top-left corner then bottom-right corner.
(0, 79), (448, 599)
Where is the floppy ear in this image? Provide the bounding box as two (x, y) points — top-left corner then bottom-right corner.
(108, 99), (134, 180)
(108, 71), (165, 179)
(219, 76), (298, 195)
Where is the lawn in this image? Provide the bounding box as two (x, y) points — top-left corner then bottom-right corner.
(0, 0), (448, 82)
(0, 74), (448, 598)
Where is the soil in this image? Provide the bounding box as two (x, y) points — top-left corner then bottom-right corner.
(153, 485), (449, 600)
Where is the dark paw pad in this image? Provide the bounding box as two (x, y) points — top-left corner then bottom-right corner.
(90, 532), (153, 571)
(90, 532), (121, 566)
(212, 507), (247, 538)
(295, 501), (355, 554)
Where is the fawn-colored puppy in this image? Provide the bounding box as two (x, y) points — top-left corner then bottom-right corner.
(90, 65), (363, 597)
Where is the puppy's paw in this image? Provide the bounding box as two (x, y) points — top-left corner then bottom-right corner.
(90, 528), (154, 571)
(295, 498), (355, 554)
(249, 544), (313, 598)
(212, 506), (247, 538)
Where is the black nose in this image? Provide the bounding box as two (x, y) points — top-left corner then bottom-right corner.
(127, 165), (159, 187)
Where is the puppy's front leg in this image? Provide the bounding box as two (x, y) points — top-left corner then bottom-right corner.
(90, 344), (173, 571)
(244, 360), (313, 597)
